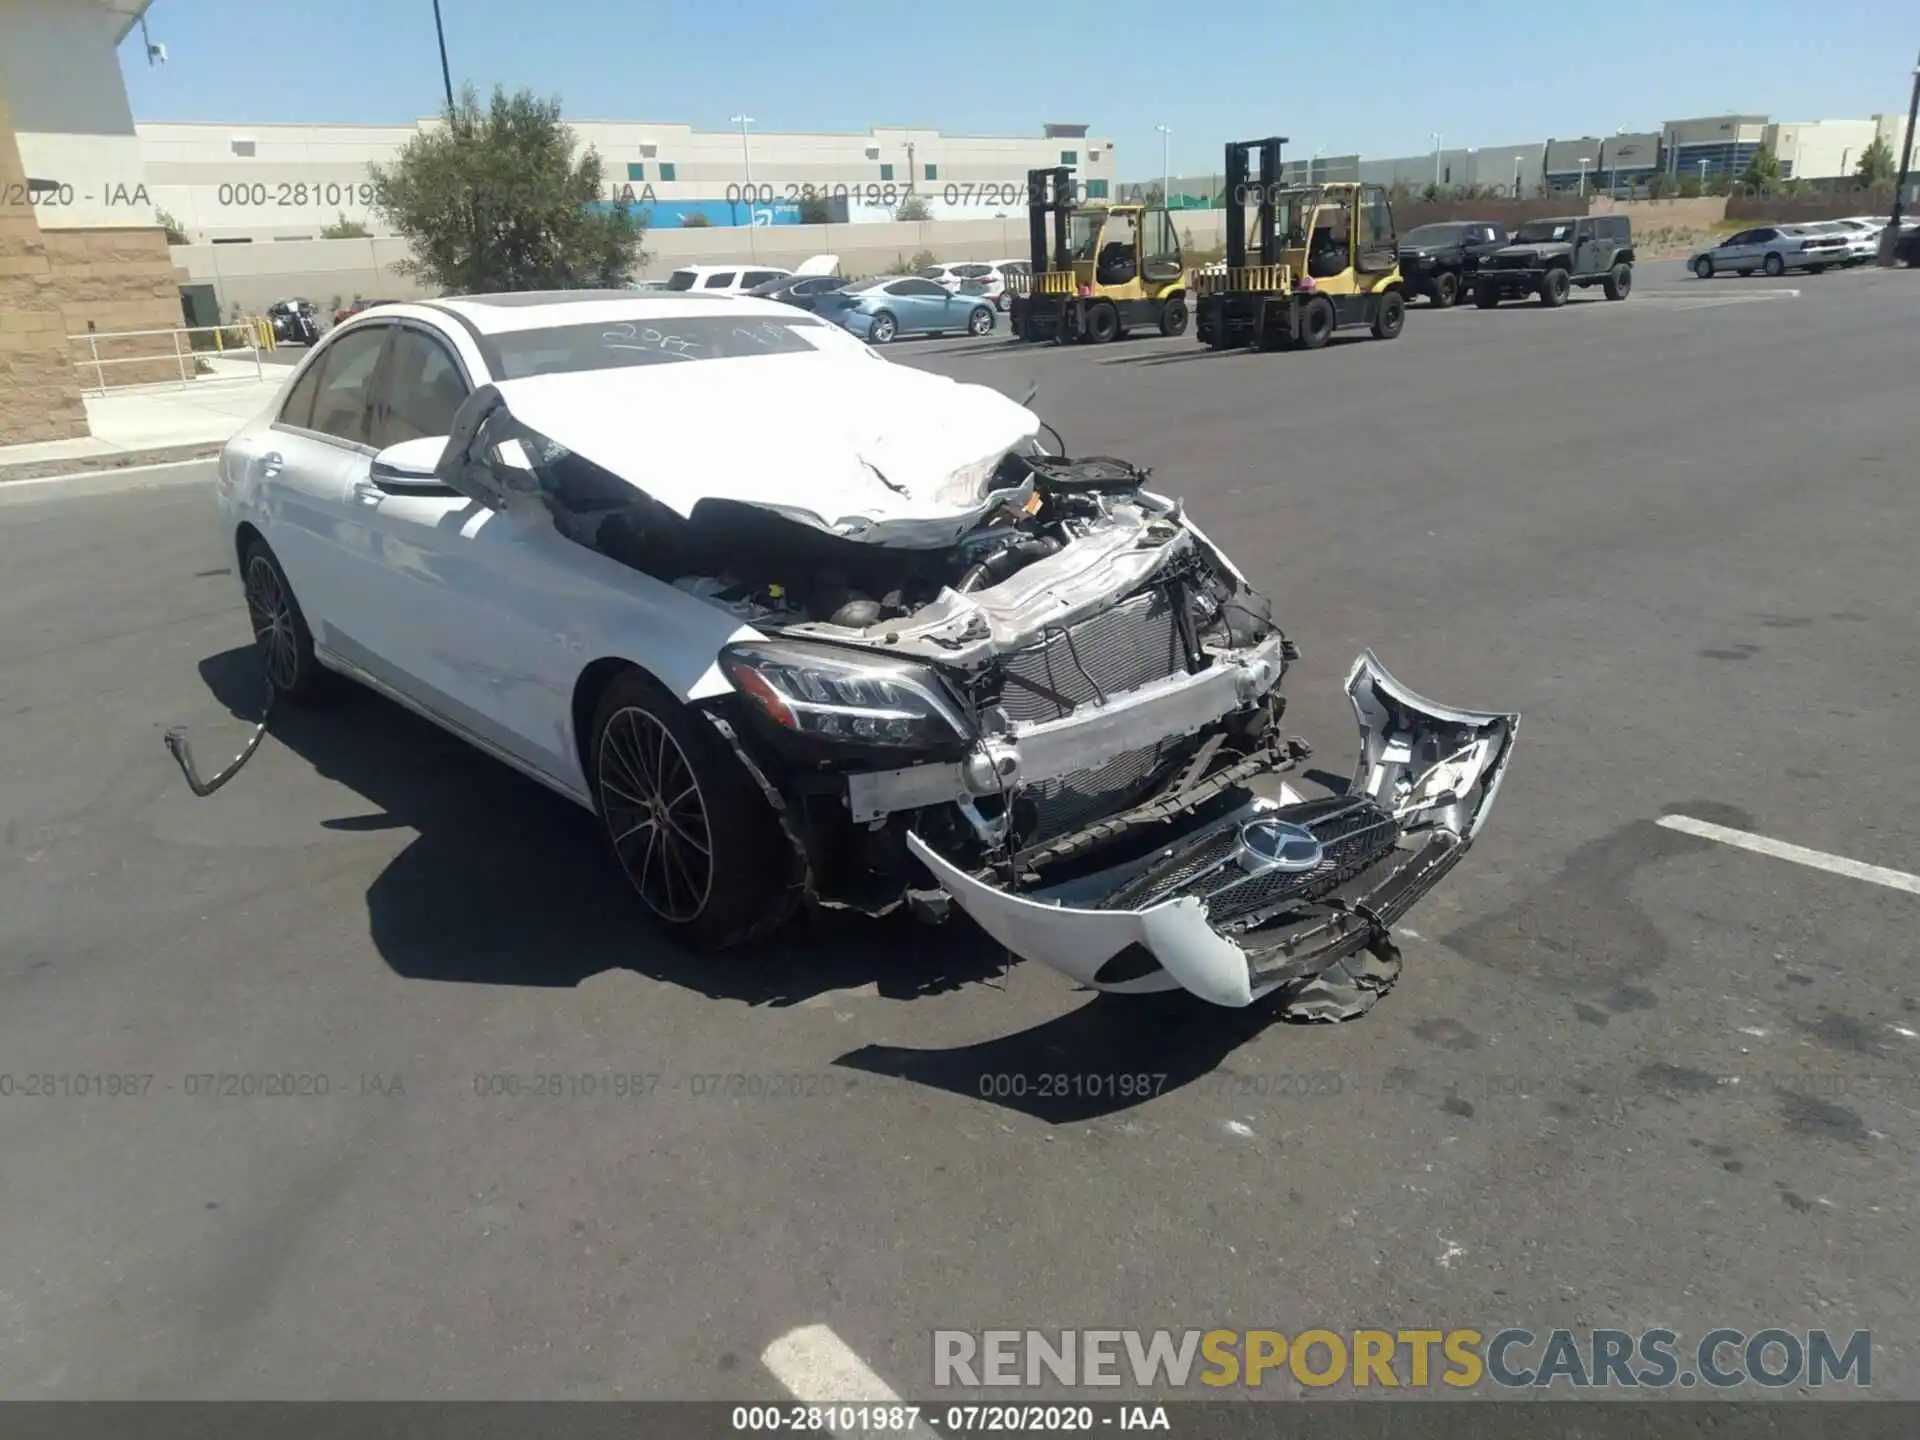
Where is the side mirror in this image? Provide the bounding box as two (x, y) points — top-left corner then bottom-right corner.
(370, 435), (451, 488)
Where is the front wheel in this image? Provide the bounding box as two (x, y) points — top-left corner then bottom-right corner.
(1602, 263), (1632, 300)
(1430, 270), (1460, 308)
(589, 672), (797, 952)
(1475, 284), (1501, 308)
(1370, 289), (1406, 339)
(867, 311), (897, 344)
(1539, 268), (1571, 307)
(966, 305), (994, 336)
(1157, 296), (1188, 336)
(1694, 256), (1714, 279)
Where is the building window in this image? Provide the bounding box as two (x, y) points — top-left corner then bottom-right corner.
(1085, 179), (1108, 199)
(879, 163), (894, 181)
(659, 162), (676, 181)
(924, 163), (937, 181)
(626, 162), (645, 181)
(230, 139), (255, 157)
(1061, 150), (1077, 165)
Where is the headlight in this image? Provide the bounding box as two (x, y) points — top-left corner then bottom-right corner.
(719, 641), (973, 748)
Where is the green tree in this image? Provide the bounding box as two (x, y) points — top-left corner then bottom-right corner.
(795, 194), (834, 225)
(368, 83), (646, 294)
(908, 248), (938, 271)
(895, 192), (931, 222)
(680, 212), (711, 228)
(1855, 135), (1896, 189)
(320, 212), (370, 239)
(1740, 144), (1780, 195)
(1644, 170), (1671, 200)
(1678, 175), (1703, 199)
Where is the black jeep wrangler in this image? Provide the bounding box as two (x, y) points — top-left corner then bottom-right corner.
(1475, 214), (1634, 307)
(1397, 220), (1510, 307)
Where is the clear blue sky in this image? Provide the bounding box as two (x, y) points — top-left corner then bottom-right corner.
(120, 0), (1916, 174)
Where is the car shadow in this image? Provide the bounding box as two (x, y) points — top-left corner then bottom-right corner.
(835, 988), (1289, 1122)
(196, 645), (1010, 1007)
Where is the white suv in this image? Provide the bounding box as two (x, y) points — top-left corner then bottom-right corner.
(654, 254), (842, 296)
(919, 260), (1027, 311)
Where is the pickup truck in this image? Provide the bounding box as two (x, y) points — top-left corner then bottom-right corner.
(1395, 220), (1510, 307)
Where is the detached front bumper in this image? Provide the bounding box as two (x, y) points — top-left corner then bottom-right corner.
(907, 652), (1519, 1009)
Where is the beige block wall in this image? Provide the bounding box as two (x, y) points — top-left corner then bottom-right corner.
(0, 86), (87, 444)
(43, 227), (194, 387)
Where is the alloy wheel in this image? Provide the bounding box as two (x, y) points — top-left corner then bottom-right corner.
(597, 707), (714, 923)
(244, 554), (300, 691)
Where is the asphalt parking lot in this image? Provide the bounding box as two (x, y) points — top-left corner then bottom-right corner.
(2, 259), (1916, 1403)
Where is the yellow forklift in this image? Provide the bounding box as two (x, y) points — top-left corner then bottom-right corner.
(1007, 167), (1190, 344)
(1193, 137), (1408, 351)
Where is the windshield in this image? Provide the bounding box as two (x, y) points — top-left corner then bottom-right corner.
(1266, 188), (1319, 248)
(1514, 221), (1572, 243)
(1067, 212), (1103, 261)
(663, 270), (700, 291)
(1405, 224), (1467, 245)
(485, 315), (834, 377)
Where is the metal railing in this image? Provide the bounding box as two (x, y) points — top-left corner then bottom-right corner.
(67, 319), (276, 396)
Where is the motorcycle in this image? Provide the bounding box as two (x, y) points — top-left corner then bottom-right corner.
(266, 299), (320, 347)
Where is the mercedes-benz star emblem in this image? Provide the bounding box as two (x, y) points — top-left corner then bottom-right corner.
(1235, 818), (1325, 874)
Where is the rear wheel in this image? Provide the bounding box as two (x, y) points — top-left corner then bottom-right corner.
(1602, 263), (1632, 300)
(1157, 296), (1188, 336)
(867, 311), (897, 344)
(1539, 267), (1571, 306)
(1298, 294), (1335, 349)
(589, 671), (797, 952)
(1430, 270), (1460, 308)
(241, 537), (327, 702)
(966, 305), (994, 336)
(1763, 252), (1784, 277)
(1370, 289), (1406, 339)
(1084, 301), (1120, 343)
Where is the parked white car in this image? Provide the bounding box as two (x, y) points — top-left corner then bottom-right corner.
(918, 260), (1028, 311)
(1800, 219), (1879, 265)
(657, 254), (840, 295)
(208, 290), (1517, 1017)
(1688, 224), (1850, 279)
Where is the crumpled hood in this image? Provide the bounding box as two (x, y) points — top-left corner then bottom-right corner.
(488, 353), (1042, 547)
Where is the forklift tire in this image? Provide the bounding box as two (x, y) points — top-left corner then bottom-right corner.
(1158, 297), (1188, 337)
(1539, 267), (1571, 307)
(1298, 295), (1335, 349)
(1475, 285), (1501, 308)
(1603, 264), (1632, 301)
(1430, 271), (1460, 308)
(1085, 302), (1120, 343)
(1370, 290), (1406, 340)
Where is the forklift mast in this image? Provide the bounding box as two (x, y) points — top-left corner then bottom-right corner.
(1222, 137), (1287, 270)
(1025, 166), (1073, 273)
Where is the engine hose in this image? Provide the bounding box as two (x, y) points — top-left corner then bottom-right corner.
(164, 676), (276, 797)
(956, 535), (1061, 593)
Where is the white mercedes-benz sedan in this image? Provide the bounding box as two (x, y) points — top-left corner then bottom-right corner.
(213, 289), (1518, 1020)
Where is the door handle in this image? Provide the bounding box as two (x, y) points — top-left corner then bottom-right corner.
(258, 451), (283, 478)
(351, 479), (381, 501)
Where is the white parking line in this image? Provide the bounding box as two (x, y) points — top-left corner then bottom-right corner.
(1657, 814), (1920, 895)
(763, 1324), (904, 1404)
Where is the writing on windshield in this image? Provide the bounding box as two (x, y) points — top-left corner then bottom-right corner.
(486, 315), (830, 377)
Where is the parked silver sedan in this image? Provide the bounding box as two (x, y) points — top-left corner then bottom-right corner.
(1689, 224), (1850, 279)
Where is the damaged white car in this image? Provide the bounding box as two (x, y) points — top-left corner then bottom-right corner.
(208, 291), (1518, 1019)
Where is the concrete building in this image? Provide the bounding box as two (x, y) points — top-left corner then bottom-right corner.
(1764, 115), (1907, 179)
(1, 0), (182, 445)
(134, 117), (1117, 241)
(1659, 114), (1770, 181)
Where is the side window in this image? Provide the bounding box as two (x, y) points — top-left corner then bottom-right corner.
(742, 270), (782, 287)
(892, 279), (943, 297)
(702, 271), (736, 289)
(300, 324), (388, 444)
(371, 326), (469, 449)
(277, 352), (327, 430)
(1142, 207), (1182, 281)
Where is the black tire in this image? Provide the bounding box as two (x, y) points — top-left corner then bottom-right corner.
(1538, 267), (1571, 307)
(1763, 252), (1784, 277)
(1297, 294), (1335, 349)
(240, 536), (328, 703)
(1157, 295), (1189, 337)
(1370, 289), (1406, 339)
(1430, 270), (1460, 308)
(1274, 941), (1404, 1023)
(1602, 263), (1632, 300)
(966, 305), (993, 336)
(589, 670), (798, 952)
(1084, 301), (1120, 343)
(1807, 263), (1825, 275)
(867, 310), (897, 344)
(995, 292), (1011, 312)
(1694, 256), (1714, 279)
(1475, 283), (1501, 308)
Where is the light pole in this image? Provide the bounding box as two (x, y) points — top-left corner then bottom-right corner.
(1156, 124), (1171, 204)
(731, 113), (757, 254)
(430, 0), (453, 114)
(1577, 157), (1591, 197)
(1513, 153), (1522, 198)
(1883, 47), (1919, 265)
(1431, 132), (1442, 188)
(1698, 157), (1709, 191)
(1610, 126), (1624, 196)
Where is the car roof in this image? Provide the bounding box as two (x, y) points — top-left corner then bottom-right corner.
(421, 291), (817, 335)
